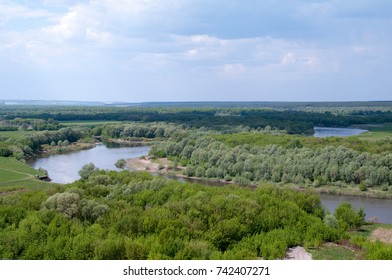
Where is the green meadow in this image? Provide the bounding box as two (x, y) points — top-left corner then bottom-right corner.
(0, 157), (47, 189)
(60, 120), (121, 128)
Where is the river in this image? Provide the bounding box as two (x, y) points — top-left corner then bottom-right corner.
(29, 143), (392, 224)
(314, 127), (368, 137)
(29, 144), (150, 184)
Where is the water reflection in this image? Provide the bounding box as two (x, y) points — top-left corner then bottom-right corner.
(29, 144), (151, 184)
(314, 127), (367, 138)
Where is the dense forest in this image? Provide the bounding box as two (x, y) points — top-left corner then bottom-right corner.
(94, 121), (392, 193)
(2, 104), (392, 135)
(149, 129), (392, 190)
(0, 127), (90, 159)
(2, 168), (385, 260)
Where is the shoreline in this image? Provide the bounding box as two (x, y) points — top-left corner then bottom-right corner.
(126, 157), (392, 199)
(35, 141), (98, 158)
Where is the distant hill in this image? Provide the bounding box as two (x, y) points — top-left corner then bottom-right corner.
(0, 100), (105, 106)
(1, 100), (392, 109)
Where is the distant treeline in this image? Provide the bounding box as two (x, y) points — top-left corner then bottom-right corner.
(2, 106), (392, 135)
(151, 131), (392, 190)
(0, 127), (89, 159)
(0, 118), (62, 131)
(3, 101), (392, 109)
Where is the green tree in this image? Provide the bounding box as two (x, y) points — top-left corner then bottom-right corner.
(79, 163), (97, 180)
(334, 202), (365, 230)
(115, 159), (126, 169)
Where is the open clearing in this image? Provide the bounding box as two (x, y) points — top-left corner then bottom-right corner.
(0, 157), (46, 188)
(370, 228), (392, 244)
(309, 243), (357, 260)
(60, 120), (121, 127)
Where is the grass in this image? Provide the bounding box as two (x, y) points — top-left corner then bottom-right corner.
(356, 123), (392, 139)
(0, 157), (48, 189)
(309, 243), (357, 260)
(311, 223), (392, 260)
(0, 130), (29, 139)
(354, 224), (392, 239)
(60, 120), (121, 128)
(0, 169), (31, 182)
(213, 131), (392, 154)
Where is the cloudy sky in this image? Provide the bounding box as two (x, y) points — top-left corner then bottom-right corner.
(1, 0), (391, 102)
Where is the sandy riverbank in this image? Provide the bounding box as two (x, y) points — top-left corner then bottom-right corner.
(285, 247), (313, 260)
(126, 157), (171, 173)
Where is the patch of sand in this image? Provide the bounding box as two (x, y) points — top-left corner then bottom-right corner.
(126, 157), (160, 172)
(126, 157), (179, 174)
(370, 228), (392, 244)
(285, 246), (313, 260)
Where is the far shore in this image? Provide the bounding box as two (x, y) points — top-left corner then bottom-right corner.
(38, 141), (98, 157)
(125, 156), (392, 199)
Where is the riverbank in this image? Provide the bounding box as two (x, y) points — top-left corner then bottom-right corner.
(126, 156), (392, 199)
(126, 156), (240, 186)
(39, 141), (97, 156)
(104, 138), (160, 145)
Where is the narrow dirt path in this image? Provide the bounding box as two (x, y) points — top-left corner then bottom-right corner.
(0, 167), (35, 185)
(285, 247), (313, 260)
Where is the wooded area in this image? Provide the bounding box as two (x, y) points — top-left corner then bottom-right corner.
(1, 102), (392, 259)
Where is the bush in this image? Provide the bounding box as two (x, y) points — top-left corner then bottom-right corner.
(79, 163), (98, 180)
(358, 182), (367, 192)
(115, 159), (126, 169)
(42, 192), (80, 219)
(334, 202), (365, 230)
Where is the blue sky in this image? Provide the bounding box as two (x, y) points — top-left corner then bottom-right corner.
(1, 0), (391, 102)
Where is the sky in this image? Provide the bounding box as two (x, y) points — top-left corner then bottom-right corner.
(0, 0), (392, 102)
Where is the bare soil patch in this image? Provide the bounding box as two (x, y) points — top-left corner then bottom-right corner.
(370, 228), (392, 244)
(285, 246), (312, 260)
(126, 157), (178, 174)
(126, 157), (159, 172)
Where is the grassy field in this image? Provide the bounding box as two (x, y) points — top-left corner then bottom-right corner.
(354, 223), (392, 239)
(309, 243), (357, 260)
(356, 123), (392, 139)
(0, 130), (29, 139)
(60, 120), (121, 128)
(213, 130), (392, 154)
(310, 224), (392, 259)
(0, 157), (48, 189)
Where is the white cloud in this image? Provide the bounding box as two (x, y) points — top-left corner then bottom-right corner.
(281, 52), (296, 65)
(0, 0), (391, 101)
(218, 63), (246, 76)
(0, 3), (53, 21)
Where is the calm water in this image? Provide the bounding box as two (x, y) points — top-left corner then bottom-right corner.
(320, 193), (392, 224)
(314, 127), (368, 138)
(29, 144), (391, 223)
(177, 177), (392, 223)
(29, 144), (150, 184)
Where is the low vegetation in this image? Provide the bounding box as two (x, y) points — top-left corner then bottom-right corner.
(0, 157), (48, 189)
(0, 168), (348, 260)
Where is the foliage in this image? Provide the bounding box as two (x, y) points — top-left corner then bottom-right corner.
(0, 157), (49, 188)
(3, 103), (392, 135)
(0, 169), (346, 260)
(115, 159), (126, 169)
(350, 235), (392, 259)
(42, 192), (80, 219)
(1, 102), (392, 260)
(334, 202), (365, 231)
(150, 131), (392, 188)
(79, 163), (98, 180)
